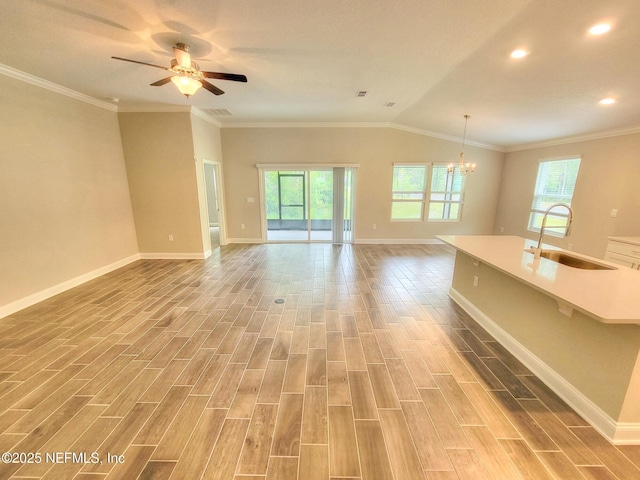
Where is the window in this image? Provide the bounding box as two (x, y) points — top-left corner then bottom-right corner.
(391, 164), (427, 220)
(528, 157), (581, 235)
(428, 164), (464, 221)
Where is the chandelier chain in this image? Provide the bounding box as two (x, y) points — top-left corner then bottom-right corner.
(448, 114), (476, 176)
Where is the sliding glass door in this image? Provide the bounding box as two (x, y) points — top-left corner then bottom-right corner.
(263, 167), (354, 243)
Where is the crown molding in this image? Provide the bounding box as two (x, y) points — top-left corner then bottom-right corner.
(505, 124), (640, 152)
(115, 105), (222, 127)
(0, 63), (117, 112)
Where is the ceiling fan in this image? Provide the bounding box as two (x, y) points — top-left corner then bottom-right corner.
(112, 43), (247, 97)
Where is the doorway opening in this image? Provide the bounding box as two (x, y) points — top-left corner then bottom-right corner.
(203, 160), (225, 248)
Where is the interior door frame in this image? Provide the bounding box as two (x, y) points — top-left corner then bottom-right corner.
(203, 159), (227, 246)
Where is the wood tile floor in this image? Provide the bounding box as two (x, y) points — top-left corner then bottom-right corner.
(1, 243), (640, 479)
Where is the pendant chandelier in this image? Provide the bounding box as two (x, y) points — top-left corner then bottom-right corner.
(448, 114), (476, 175)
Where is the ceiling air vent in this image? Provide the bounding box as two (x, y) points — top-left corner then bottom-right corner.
(355, 90), (367, 97)
(207, 108), (233, 116)
(384, 102), (396, 107)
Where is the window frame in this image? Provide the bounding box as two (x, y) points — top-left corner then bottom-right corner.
(427, 163), (466, 222)
(390, 163), (429, 222)
(389, 162), (467, 222)
(527, 156), (581, 237)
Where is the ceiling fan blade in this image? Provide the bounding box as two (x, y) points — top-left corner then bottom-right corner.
(200, 80), (225, 95)
(150, 77), (173, 86)
(202, 71), (248, 82)
(111, 56), (170, 71)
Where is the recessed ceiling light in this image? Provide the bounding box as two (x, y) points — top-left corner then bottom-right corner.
(510, 49), (528, 59)
(599, 97), (616, 105)
(589, 23), (611, 35)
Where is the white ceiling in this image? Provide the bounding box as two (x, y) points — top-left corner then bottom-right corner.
(2, 0), (640, 149)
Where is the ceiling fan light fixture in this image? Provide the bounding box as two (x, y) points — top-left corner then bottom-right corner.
(112, 43), (245, 98)
(171, 75), (202, 97)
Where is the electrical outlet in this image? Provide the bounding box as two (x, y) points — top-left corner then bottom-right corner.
(168, 234), (174, 241)
(473, 275), (479, 287)
(500, 226), (505, 233)
(611, 208), (618, 218)
(373, 224), (377, 230)
(241, 224), (245, 229)
(568, 243), (573, 250)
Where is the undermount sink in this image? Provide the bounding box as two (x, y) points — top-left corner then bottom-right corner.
(525, 249), (617, 270)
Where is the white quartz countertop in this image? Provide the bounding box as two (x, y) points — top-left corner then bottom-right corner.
(437, 235), (640, 324)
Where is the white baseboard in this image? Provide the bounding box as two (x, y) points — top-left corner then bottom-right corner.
(449, 287), (640, 445)
(0, 250), (214, 320)
(0, 253), (141, 320)
(354, 238), (444, 245)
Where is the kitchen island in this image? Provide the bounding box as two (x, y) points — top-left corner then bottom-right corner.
(437, 235), (640, 444)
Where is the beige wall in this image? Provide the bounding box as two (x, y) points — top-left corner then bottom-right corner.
(221, 127), (504, 242)
(494, 133), (640, 258)
(0, 75), (138, 308)
(118, 111), (205, 255)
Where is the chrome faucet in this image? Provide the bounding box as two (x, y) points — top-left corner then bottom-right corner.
(533, 203), (574, 259)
